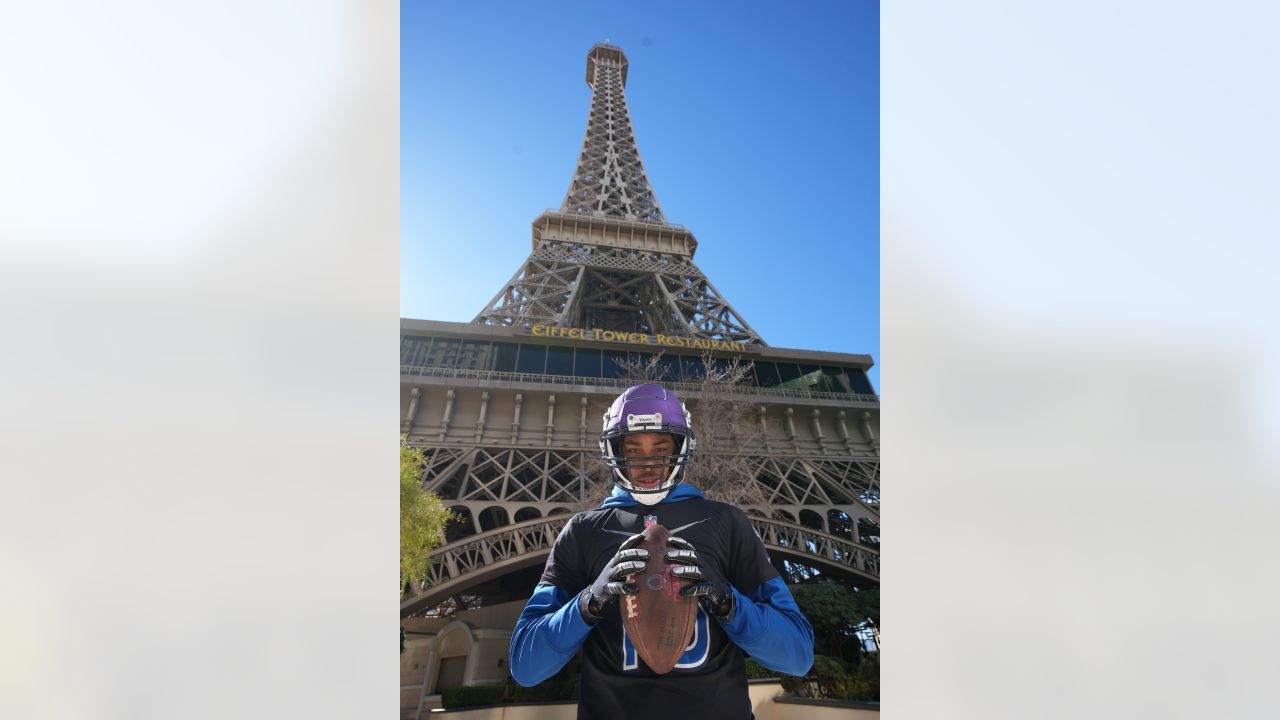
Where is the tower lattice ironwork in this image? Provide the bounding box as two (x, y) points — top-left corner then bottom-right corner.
(474, 44), (764, 346)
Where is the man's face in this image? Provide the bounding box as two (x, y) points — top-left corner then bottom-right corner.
(621, 431), (677, 490)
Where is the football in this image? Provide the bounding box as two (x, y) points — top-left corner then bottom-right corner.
(620, 523), (698, 674)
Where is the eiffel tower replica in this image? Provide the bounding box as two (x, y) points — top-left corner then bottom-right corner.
(400, 43), (879, 714)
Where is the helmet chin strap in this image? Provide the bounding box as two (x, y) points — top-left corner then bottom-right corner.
(611, 466), (675, 505)
(633, 489), (669, 506)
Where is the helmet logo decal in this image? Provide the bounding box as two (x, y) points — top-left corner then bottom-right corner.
(625, 412), (663, 431)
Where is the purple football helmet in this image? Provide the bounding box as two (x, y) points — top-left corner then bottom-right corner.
(599, 384), (696, 500)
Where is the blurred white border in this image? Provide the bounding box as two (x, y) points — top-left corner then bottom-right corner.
(1, 2), (398, 718)
(885, 1), (1280, 718)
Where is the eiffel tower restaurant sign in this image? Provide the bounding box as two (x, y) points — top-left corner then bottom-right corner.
(527, 323), (754, 353)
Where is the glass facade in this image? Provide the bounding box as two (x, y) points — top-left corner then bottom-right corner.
(515, 344), (546, 374)
(493, 342), (518, 372)
(545, 345), (573, 376)
(572, 348), (601, 378)
(401, 334), (876, 396)
(602, 350), (638, 379)
(655, 355), (681, 383)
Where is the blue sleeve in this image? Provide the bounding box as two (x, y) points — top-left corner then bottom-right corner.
(717, 576), (814, 676)
(508, 583), (596, 686)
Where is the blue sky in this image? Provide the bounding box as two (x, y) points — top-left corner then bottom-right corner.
(402, 1), (879, 389)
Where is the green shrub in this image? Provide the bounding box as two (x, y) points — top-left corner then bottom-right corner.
(778, 654), (870, 700)
(844, 652), (879, 701)
(780, 673), (814, 698)
(810, 655), (848, 699)
(511, 678), (562, 703)
(441, 684), (504, 708)
(830, 672), (856, 700)
(745, 658), (782, 680)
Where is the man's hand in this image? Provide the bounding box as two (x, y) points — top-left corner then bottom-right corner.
(667, 536), (735, 620)
(579, 532), (648, 621)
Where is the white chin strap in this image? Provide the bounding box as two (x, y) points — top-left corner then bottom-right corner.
(633, 489), (669, 506)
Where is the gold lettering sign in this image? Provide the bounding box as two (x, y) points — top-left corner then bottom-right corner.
(526, 324), (752, 353)
(531, 325), (586, 340)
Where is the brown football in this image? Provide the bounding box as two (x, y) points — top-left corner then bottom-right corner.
(620, 523), (698, 674)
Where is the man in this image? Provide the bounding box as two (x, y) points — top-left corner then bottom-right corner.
(510, 383), (813, 719)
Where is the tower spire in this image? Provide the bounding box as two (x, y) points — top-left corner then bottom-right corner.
(560, 44), (666, 224)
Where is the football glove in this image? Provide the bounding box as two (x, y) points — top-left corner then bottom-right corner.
(667, 535), (735, 620)
(579, 532), (648, 621)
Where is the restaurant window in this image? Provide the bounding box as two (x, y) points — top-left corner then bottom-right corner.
(710, 357), (732, 378)
(679, 354), (705, 382)
(424, 337), (462, 368)
(603, 351), (653, 378)
(492, 343), (518, 373)
(821, 366), (853, 394)
(573, 348), (602, 378)
(753, 361), (781, 388)
(545, 345), (573, 376)
(401, 336), (431, 367)
(630, 352), (654, 374)
(603, 351), (630, 379)
(775, 362), (803, 385)
(459, 340), (492, 370)
(516, 344), (546, 374)
(654, 355), (680, 383)
(795, 364), (824, 391)
(849, 369), (876, 396)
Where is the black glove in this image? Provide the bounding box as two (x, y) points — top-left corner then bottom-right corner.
(667, 536), (735, 620)
(579, 532), (648, 621)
